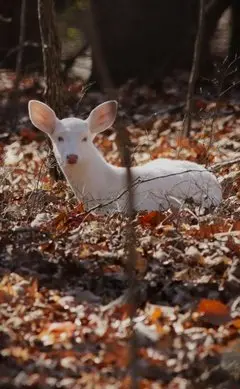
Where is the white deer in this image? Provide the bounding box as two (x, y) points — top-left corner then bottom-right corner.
(28, 100), (222, 212)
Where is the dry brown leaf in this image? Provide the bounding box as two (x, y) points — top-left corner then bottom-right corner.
(2, 347), (30, 362)
(39, 240), (55, 253)
(0, 289), (12, 303)
(230, 319), (240, 329)
(187, 220), (240, 239)
(138, 211), (166, 227)
(103, 342), (129, 368)
(149, 307), (163, 323)
(227, 236), (240, 257)
(196, 299), (231, 326)
(38, 321), (76, 345)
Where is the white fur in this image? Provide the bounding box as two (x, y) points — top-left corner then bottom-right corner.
(28, 100), (222, 212)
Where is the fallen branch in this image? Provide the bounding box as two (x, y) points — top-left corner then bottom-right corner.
(210, 157), (240, 171)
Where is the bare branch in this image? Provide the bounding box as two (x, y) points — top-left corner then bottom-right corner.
(0, 14), (12, 23)
(219, 79), (240, 97)
(210, 157), (240, 171)
(0, 41), (40, 68)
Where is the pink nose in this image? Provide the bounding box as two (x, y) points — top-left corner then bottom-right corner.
(67, 154), (78, 164)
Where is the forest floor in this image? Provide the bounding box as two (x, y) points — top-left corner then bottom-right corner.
(0, 69), (240, 389)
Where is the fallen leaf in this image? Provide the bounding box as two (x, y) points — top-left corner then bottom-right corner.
(20, 127), (38, 141)
(149, 307), (163, 322)
(227, 236), (240, 257)
(139, 210), (169, 228)
(188, 220), (240, 239)
(0, 290), (12, 303)
(38, 321), (76, 345)
(196, 299), (231, 325)
(103, 342), (129, 368)
(230, 319), (240, 329)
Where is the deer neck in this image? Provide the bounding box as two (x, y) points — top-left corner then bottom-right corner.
(62, 148), (124, 207)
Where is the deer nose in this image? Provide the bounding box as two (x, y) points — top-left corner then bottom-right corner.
(67, 154), (78, 164)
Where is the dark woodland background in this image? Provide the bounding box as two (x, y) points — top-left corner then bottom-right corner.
(1, 0), (240, 88)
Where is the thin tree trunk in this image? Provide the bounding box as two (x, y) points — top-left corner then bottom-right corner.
(11, 0), (26, 130)
(87, 2), (139, 386)
(37, 0), (65, 180)
(183, 0), (206, 137)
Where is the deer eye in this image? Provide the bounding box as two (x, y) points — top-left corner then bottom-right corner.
(82, 136), (88, 142)
(58, 136), (64, 142)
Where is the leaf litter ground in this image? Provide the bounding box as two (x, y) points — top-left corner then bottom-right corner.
(0, 72), (240, 389)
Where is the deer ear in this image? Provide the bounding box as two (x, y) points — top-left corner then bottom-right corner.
(28, 100), (57, 135)
(87, 101), (118, 136)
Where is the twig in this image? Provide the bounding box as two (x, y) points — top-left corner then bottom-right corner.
(73, 167), (215, 218)
(219, 79), (240, 97)
(210, 157), (240, 171)
(183, 0), (206, 137)
(0, 41), (40, 68)
(204, 55), (240, 166)
(203, 63), (229, 166)
(0, 14), (12, 23)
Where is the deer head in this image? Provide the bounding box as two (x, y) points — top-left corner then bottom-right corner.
(28, 100), (118, 169)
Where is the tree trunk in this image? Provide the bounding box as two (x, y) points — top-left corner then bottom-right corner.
(229, 0), (240, 61)
(38, 0), (65, 180)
